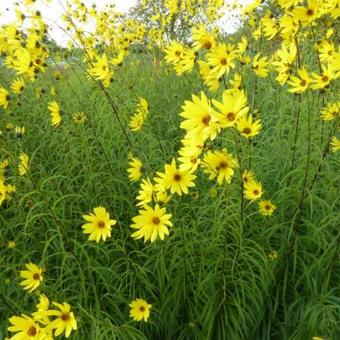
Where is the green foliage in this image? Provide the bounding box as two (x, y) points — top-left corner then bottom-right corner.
(1, 50), (339, 340)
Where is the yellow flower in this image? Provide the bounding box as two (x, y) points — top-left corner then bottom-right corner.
(18, 153), (29, 176)
(155, 159), (196, 196)
(173, 47), (196, 76)
(320, 102), (340, 121)
(7, 314), (41, 339)
(7, 241), (16, 249)
(81, 207), (117, 242)
(192, 25), (216, 51)
(72, 112), (86, 124)
(198, 61), (221, 92)
(15, 126), (25, 138)
(237, 115), (262, 138)
(258, 200), (276, 216)
(330, 136), (340, 153)
(242, 170), (255, 184)
(244, 180), (263, 201)
(206, 43), (236, 78)
(287, 68), (310, 93)
(129, 97), (149, 132)
(88, 53), (112, 88)
(0, 182), (16, 206)
(311, 64), (335, 90)
(129, 298), (152, 322)
(11, 78), (25, 94)
(178, 138), (203, 172)
(164, 41), (185, 64)
(0, 158), (10, 180)
(129, 113), (144, 131)
(268, 250), (278, 260)
(37, 302), (77, 338)
(202, 149), (237, 185)
(19, 263), (44, 293)
(212, 89), (249, 128)
(252, 53), (268, 78)
(48, 101), (62, 128)
(131, 204), (173, 242)
(32, 294), (51, 327)
(36, 294), (50, 312)
(127, 156), (144, 182)
(0, 87), (10, 109)
(293, 0), (322, 25)
(136, 177), (154, 207)
(180, 92), (219, 141)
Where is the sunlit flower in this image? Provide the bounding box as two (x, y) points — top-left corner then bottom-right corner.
(81, 207), (117, 242)
(131, 204), (172, 242)
(129, 298), (152, 322)
(19, 263), (44, 293)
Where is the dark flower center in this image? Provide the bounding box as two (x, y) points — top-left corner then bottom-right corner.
(306, 9), (314, 16)
(202, 115), (211, 126)
(265, 205), (271, 210)
(300, 79), (307, 86)
(33, 273), (40, 280)
(203, 41), (212, 49)
(139, 306), (146, 312)
(27, 326), (37, 336)
(243, 127), (251, 135)
(219, 161), (228, 169)
(174, 173), (182, 181)
(227, 112), (235, 121)
(61, 313), (70, 321)
(253, 189), (259, 195)
(152, 217), (160, 225)
(322, 75), (329, 82)
(175, 51), (181, 57)
(97, 221), (105, 228)
(220, 58), (227, 65)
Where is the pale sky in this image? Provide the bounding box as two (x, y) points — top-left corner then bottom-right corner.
(0, 0), (138, 45)
(0, 0), (251, 45)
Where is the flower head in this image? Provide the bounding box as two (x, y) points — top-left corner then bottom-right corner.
(131, 204), (173, 242)
(18, 153), (29, 176)
(244, 180), (263, 201)
(237, 115), (262, 138)
(155, 159), (196, 196)
(81, 207), (117, 242)
(127, 156), (144, 182)
(19, 263), (44, 293)
(202, 149), (237, 185)
(258, 200), (276, 216)
(7, 314), (41, 339)
(40, 302), (77, 338)
(72, 112), (86, 124)
(48, 101), (62, 128)
(0, 87), (10, 109)
(212, 89), (249, 128)
(129, 298), (152, 322)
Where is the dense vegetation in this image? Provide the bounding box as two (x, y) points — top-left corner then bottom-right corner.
(0, 0), (339, 339)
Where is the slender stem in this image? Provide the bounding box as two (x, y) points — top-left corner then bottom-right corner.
(233, 131), (244, 229)
(287, 94), (301, 186)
